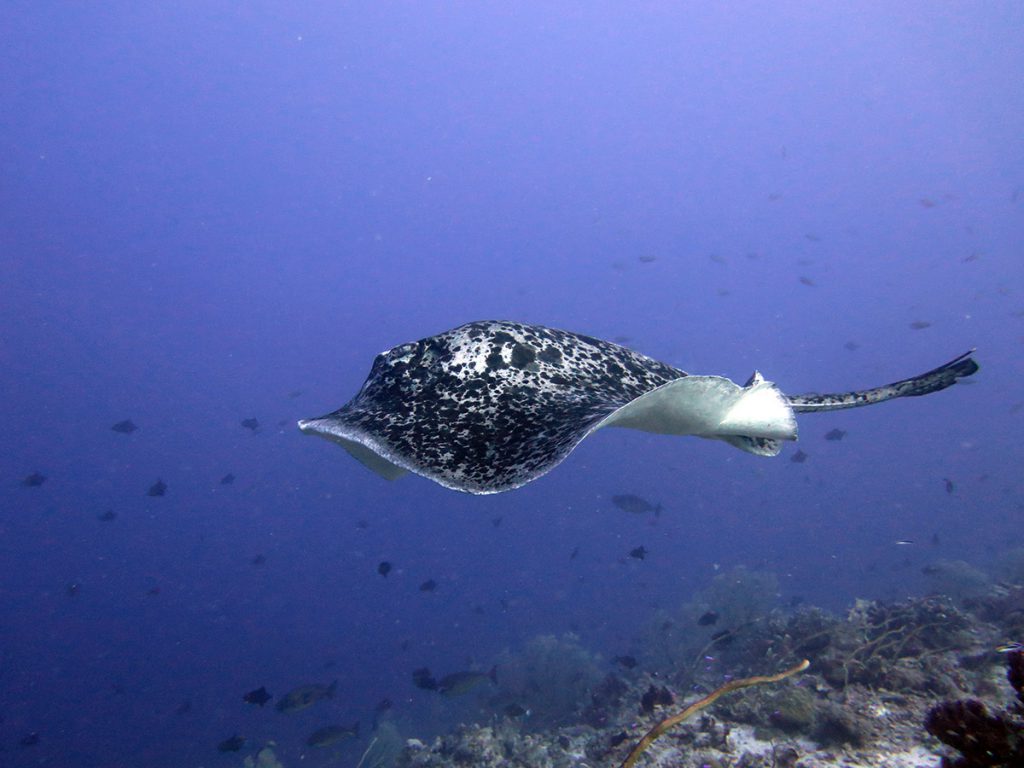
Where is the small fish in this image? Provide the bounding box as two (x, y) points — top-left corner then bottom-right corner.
(909, 320), (932, 330)
(504, 703), (530, 718)
(97, 509), (117, 522)
(894, 539), (915, 546)
(919, 198), (937, 208)
(638, 255), (657, 264)
(613, 655), (638, 669)
(697, 611), (719, 626)
(218, 734), (245, 752)
(275, 680), (337, 713)
(220, 473), (235, 485)
(629, 546), (648, 560)
(66, 582), (80, 597)
(612, 494), (662, 516)
(22, 471), (46, 487)
(804, 233), (821, 242)
(610, 731), (629, 747)
(569, 546), (579, 560)
(241, 418), (260, 431)
(175, 700), (192, 715)
(146, 586), (160, 596)
(412, 667), (437, 690)
(251, 554), (266, 566)
(419, 578), (437, 592)
(111, 419), (138, 434)
(307, 722), (360, 748)
(996, 642), (1023, 653)
(844, 341), (860, 351)
(437, 666), (498, 696)
(147, 479), (167, 497)
(825, 428), (846, 441)
(943, 478), (954, 494)
(243, 686), (272, 707)
(491, 516), (503, 528)
(790, 449), (808, 464)
(799, 276), (816, 287)
(378, 561), (392, 577)
(288, 390), (303, 399)
(20, 732), (40, 747)
(640, 685), (674, 714)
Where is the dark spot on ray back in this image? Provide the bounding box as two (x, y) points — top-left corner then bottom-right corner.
(486, 350), (507, 371)
(537, 346), (562, 364)
(511, 342), (536, 369)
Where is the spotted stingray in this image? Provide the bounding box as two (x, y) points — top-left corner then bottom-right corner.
(298, 321), (978, 494)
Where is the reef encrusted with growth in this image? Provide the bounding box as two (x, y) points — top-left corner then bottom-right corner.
(392, 579), (1024, 768)
(925, 650), (1024, 767)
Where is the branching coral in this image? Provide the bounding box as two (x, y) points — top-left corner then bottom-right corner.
(788, 596), (975, 694)
(925, 650), (1024, 767)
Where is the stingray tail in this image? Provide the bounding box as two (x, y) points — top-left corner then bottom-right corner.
(786, 350), (978, 413)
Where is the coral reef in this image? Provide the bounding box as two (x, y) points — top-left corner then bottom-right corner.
(925, 650), (1024, 767)
(993, 547), (1024, 585)
(618, 659), (809, 768)
(393, 571), (1024, 768)
(639, 566), (782, 680)
(921, 560), (992, 603)
(492, 633), (603, 731)
(780, 596), (976, 696)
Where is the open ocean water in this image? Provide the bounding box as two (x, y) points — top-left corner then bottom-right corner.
(1, 4), (1022, 767)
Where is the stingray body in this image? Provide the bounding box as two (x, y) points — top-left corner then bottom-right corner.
(298, 321), (978, 494)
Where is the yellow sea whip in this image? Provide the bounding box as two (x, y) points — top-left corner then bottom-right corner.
(619, 659), (811, 768)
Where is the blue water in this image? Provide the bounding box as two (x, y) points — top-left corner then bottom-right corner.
(2, 4), (1021, 766)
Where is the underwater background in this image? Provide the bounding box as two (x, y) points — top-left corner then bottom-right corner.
(1, 3), (1022, 767)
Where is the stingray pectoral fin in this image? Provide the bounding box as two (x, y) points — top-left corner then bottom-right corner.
(298, 418), (409, 481)
(596, 374), (798, 450)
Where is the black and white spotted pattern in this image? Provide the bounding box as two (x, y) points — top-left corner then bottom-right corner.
(308, 321), (687, 493)
(302, 323), (979, 494)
